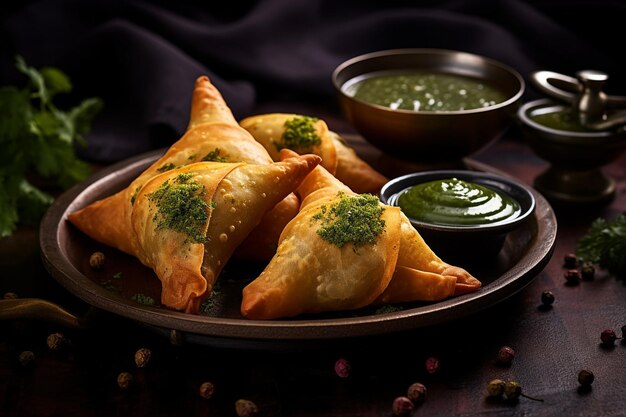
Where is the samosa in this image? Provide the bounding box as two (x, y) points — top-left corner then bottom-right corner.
(241, 150), (480, 320)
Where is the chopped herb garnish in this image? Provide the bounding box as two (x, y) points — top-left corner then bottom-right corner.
(131, 293), (156, 306)
(156, 162), (178, 172)
(112, 272), (123, 280)
(576, 212), (626, 277)
(312, 193), (385, 248)
(146, 173), (209, 243)
(200, 288), (221, 314)
(202, 148), (227, 162)
(100, 280), (120, 293)
(130, 185), (142, 205)
(273, 116), (321, 152)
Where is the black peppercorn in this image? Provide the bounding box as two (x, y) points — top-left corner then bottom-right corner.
(578, 369), (594, 387)
(541, 290), (555, 306)
(497, 346), (515, 365)
(621, 325), (626, 339)
(117, 372), (134, 390)
(563, 253), (578, 268)
(89, 251), (106, 269)
(407, 382), (426, 404)
(46, 332), (65, 351)
(580, 263), (595, 281)
(504, 381), (522, 401)
(600, 329), (617, 346)
(235, 399), (258, 417)
(487, 379), (505, 397)
(18, 350), (35, 367)
(392, 396), (414, 416)
(134, 348), (152, 368)
(199, 381), (215, 399)
(564, 269), (581, 285)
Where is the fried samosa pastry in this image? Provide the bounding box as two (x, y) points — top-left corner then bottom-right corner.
(240, 113), (389, 194)
(132, 154), (321, 313)
(239, 113), (339, 174)
(329, 131), (389, 194)
(241, 150), (480, 320)
(68, 76), (299, 262)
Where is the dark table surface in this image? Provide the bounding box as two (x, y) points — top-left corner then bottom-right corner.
(1, 126), (625, 417)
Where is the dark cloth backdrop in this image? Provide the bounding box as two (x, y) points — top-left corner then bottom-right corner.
(1, 0), (624, 163)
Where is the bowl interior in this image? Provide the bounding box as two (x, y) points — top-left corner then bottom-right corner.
(333, 48), (525, 113)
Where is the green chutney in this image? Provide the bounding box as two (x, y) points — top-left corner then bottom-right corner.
(397, 178), (521, 226)
(350, 72), (507, 111)
(529, 109), (595, 132)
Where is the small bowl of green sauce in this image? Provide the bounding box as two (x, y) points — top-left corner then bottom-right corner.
(332, 49), (524, 166)
(380, 170), (535, 261)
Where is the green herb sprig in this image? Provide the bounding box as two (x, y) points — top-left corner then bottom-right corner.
(0, 56), (103, 237)
(576, 212), (626, 277)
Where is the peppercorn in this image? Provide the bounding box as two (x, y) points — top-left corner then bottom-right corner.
(541, 290), (555, 306)
(621, 325), (626, 340)
(46, 332), (65, 351)
(117, 372), (134, 390)
(504, 381), (522, 401)
(407, 382), (427, 404)
(199, 381), (215, 399)
(3, 292), (18, 299)
(89, 251), (106, 269)
(18, 350), (35, 367)
(580, 263), (595, 280)
(600, 329), (617, 346)
(497, 346), (515, 365)
(235, 399), (258, 417)
(487, 379), (505, 397)
(134, 347), (152, 368)
(334, 358), (351, 378)
(392, 396), (414, 416)
(563, 253), (578, 268)
(564, 269), (581, 285)
(425, 356), (440, 374)
(578, 369), (594, 387)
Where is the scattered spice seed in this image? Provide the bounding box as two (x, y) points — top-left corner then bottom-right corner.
(487, 379), (506, 397)
(564, 269), (581, 285)
(541, 290), (555, 306)
(600, 329), (617, 346)
(117, 372), (134, 390)
(392, 396), (414, 416)
(3, 292), (18, 299)
(504, 381), (522, 401)
(563, 253), (578, 268)
(134, 348), (152, 368)
(497, 346), (515, 365)
(407, 382), (427, 404)
(580, 263), (595, 281)
(425, 356), (440, 374)
(89, 251), (106, 269)
(18, 350), (35, 367)
(334, 358), (351, 378)
(235, 399), (258, 417)
(46, 333), (65, 351)
(578, 369), (594, 387)
(198, 381), (215, 399)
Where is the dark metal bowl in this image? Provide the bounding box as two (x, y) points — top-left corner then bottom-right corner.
(332, 49), (525, 164)
(380, 170), (536, 262)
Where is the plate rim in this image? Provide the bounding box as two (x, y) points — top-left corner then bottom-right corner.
(39, 150), (557, 341)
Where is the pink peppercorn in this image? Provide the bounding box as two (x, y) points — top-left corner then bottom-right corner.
(334, 358), (351, 378)
(392, 396), (414, 416)
(425, 356), (440, 374)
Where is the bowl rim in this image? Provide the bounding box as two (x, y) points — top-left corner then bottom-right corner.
(518, 98), (613, 138)
(332, 48), (526, 115)
(379, 169), (536, 233)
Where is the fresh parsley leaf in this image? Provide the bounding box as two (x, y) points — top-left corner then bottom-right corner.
(576, 212), (626, 277)
(0, 56), (103, 237)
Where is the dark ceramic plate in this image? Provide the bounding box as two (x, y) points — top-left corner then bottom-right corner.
(40, 148), (557, 347)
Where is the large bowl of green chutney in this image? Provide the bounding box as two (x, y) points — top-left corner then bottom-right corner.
(332, 49), (525, 164)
